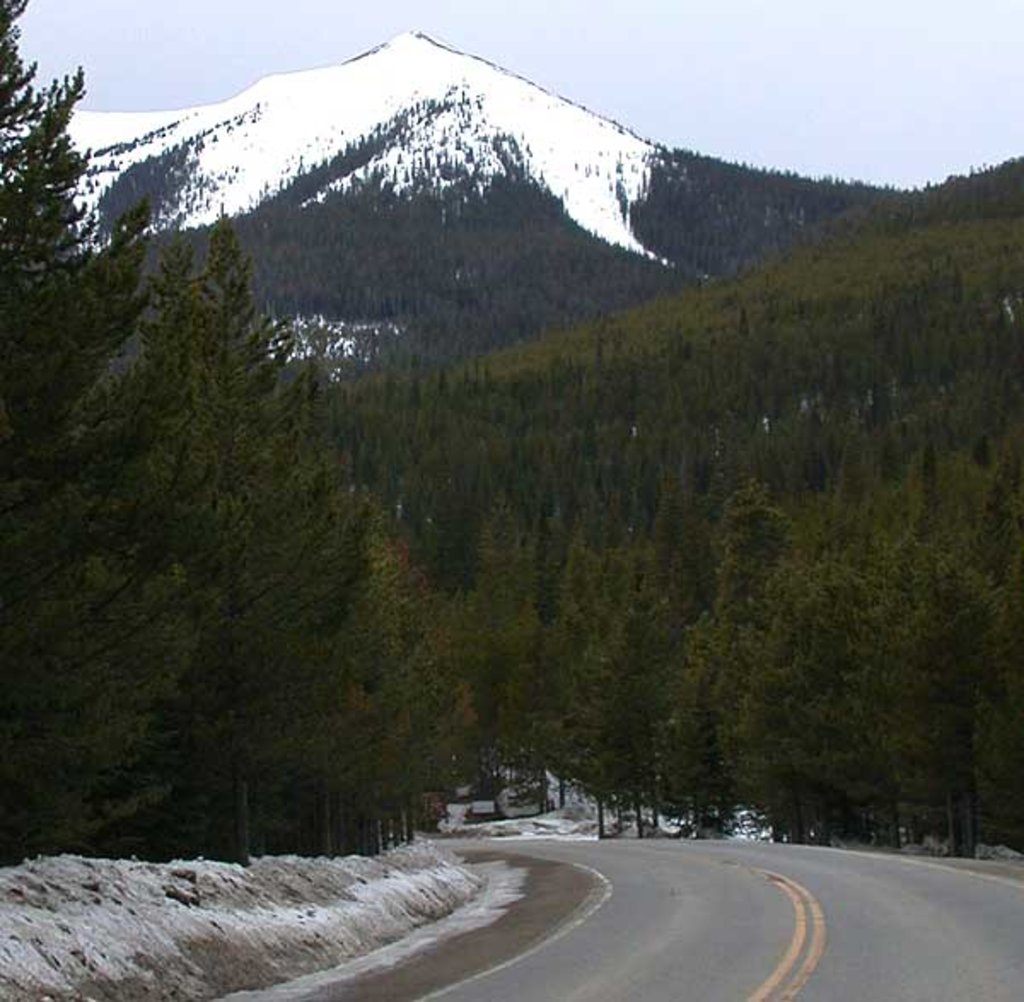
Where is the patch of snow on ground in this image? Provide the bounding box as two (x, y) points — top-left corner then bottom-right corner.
(0, 843), (482, 1001)
(975, 843), (1024, 861)
(439, 806), (599, 840)
(898, 839), (1024, 861)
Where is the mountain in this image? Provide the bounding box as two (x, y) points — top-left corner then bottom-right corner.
(71, 32), (882, 365)
(72, 32), (658, 254)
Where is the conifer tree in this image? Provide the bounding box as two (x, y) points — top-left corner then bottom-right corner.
(979, 548), (1024, 847)
(715, 479), (790, 622)
(0, 1), (163, 860)
(157, 221), (322, 862)
(889, 545), (992, 856)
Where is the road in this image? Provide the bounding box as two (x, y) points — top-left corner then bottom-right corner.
(305, 838), (1024, 1001)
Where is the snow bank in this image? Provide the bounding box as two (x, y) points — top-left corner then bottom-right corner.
(897, 838), (1024, 860)
(0, 843), (482, 1001)
(221, 859), (525, 1000)
(975, 843), (1024, 861)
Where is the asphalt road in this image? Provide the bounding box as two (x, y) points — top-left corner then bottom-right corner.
(313, 838), (1024, 1001)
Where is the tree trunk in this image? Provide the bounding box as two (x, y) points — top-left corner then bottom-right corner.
(635, 794), (644, 840)
(817, 800), (831, 846)
(558, 776), (566, 810)
(961, 790), (978, 859)
(947, 791), (959, 856)
(337, 798), (351, 856)
(597, 799), (606, 839)
(791, 791), (805, 845)
(234, 770), (251, 866)
(319, 781), (332, 856)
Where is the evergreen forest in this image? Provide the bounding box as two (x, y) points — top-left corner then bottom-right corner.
(325, 163), (1024, 855)
(3, 0), (1024, 867)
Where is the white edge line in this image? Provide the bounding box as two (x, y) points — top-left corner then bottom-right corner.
(841, 849), (1024, 894)
(416, 862), (613, 1001)
(737, 842), (1024, 896)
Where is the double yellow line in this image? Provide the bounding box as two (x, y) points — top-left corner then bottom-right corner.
(747, 869), (827, 1001)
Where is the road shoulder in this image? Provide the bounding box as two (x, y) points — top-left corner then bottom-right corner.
(306, 847), (601, 1001)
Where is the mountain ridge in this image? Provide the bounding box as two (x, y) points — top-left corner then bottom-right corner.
(71, 31), (659, 255)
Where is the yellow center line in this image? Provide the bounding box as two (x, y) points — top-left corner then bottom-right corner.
(747, 869), (827, 1002)
(782, 884), (827, 1000)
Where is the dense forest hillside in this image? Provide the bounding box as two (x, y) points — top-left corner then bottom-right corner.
(218, 153), (880, 365)
(325, 159), (1024, 851)
(632, 149), (880, 276)
(331, 165), (1024, 575)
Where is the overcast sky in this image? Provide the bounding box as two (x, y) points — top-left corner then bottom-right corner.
(16, 0), (1024, 189)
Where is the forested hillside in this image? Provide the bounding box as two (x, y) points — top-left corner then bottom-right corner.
(199, 153), (880, 365)
(228, 172), (682, 364)
(327, 159), (1024, 852)
(632, 149), (880, 276)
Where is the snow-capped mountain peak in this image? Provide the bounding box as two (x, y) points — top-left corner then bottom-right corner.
(70, 32), (659, 255)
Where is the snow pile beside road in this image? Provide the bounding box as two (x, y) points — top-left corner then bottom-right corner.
(221, 859), (526, 1000)
(0, 843), (483, 1001)
(899, 840), (1024, 860)
(975, 843), (1024, 861)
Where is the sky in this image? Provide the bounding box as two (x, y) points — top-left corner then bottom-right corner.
(16, 0), (1024, 189)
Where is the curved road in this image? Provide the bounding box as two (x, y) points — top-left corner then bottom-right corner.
(307, 838), (1024, 1001)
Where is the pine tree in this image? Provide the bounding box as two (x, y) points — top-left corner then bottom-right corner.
(979, 549), (1024, 847)
(162, 222), (311, 862)
(714, 479), (790, 623)
(888, 542), (993, 856)
(0, 1), (166, 860)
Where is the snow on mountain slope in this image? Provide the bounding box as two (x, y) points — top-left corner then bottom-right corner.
(69, 32), (658, 256)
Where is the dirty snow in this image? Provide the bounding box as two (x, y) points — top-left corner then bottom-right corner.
(219, 859), (525, 1000)
(975, 843), (1024, 861)
(70, 31), (657, 256)
(0, 843), (483, 1001)
(898, 839), (1024, 861)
